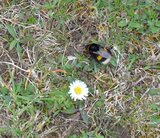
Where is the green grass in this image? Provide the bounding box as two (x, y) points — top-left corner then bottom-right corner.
(0, 0), (160, 137)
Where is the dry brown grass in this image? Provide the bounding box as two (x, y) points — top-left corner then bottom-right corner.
(0, 0), (160, 138)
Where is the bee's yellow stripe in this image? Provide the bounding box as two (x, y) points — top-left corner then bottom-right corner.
(97, 55), (102, 61)
(103, 48), (107, 51)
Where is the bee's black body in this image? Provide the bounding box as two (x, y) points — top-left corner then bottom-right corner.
(85, 43), (112, 64)
(87, 43), (100, 52)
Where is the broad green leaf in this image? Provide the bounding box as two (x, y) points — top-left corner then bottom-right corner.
(96, 0), (108, 9)
(43, 1), (58, 10)
(144, 65), (152, 70)
(62, 108), (77, 114)
(81, 131), (88, 138)
(80, 109), (89, 125)
(150, 116), (160, 124)
(128, 21), (141, 29)
(6, 24), (17, 38)
(155, 5), (160, 10)
(16, 43), (22, 58)
(110, 57), (117, 67)
(149, 103), (159, 111)
(97, 134), (105, 138)
(150, 26), (160, 34)
(69, 135), (77, 138)
(27, 16), (36, 24)
(127, 54), (137, 70)
(117, 20), (128, 27)
(147, 20), (154, 26)
(9, 39), (18, 51)
(155, 20), (160, 27)
(148, 88), (160, 96)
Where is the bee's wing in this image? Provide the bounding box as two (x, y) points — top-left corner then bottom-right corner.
(93, 48), (111, 58)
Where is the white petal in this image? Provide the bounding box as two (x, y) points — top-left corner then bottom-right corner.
(68, 80), (89, 101)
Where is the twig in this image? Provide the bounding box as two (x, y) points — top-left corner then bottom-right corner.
(0, 61), (29, 72)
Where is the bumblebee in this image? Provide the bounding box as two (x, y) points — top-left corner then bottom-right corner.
(86, 43), (112, 64)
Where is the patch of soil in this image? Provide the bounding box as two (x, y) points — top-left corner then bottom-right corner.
(0, 107), (12, 138)
(0, 45), (19, 74)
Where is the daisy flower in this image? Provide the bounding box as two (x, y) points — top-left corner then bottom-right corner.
(68, 80), (89, 101)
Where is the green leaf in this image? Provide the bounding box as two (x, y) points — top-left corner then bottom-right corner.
(80, 109), (89, 125)
(16, 43), (22, 57)
(149, 103), (159, 111)
(148, 88), (160, 96)
(117, 19), (128, 27)
(27, 16), (36, 24)
(68, 135), (77, 138)
(95, 0), (108, 9)
(150, 115), (160, 124)
(9, 39), (18, 51)
(62, 108), (77, 114)
(97, 134), (105, 138)
(144, 65), (151, 70)
(155, 5), (160, 10)
(6, 24), (17, 38)
(147, 20), (154, 26)
(20, 35), (33, 44)
(149, 26), (160, 34)
(110, 57), (117, 67)
(127, 54), (137, 70)
(81, 131), (88, 138)
(128, 21), (141, 29)
(43, 1), (58, 10)
(155, 20), (160, 27)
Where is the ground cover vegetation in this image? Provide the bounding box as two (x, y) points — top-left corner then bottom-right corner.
(0, 0), (160, 137)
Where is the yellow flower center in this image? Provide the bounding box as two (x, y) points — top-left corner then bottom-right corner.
(74, 86), (82, 95)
